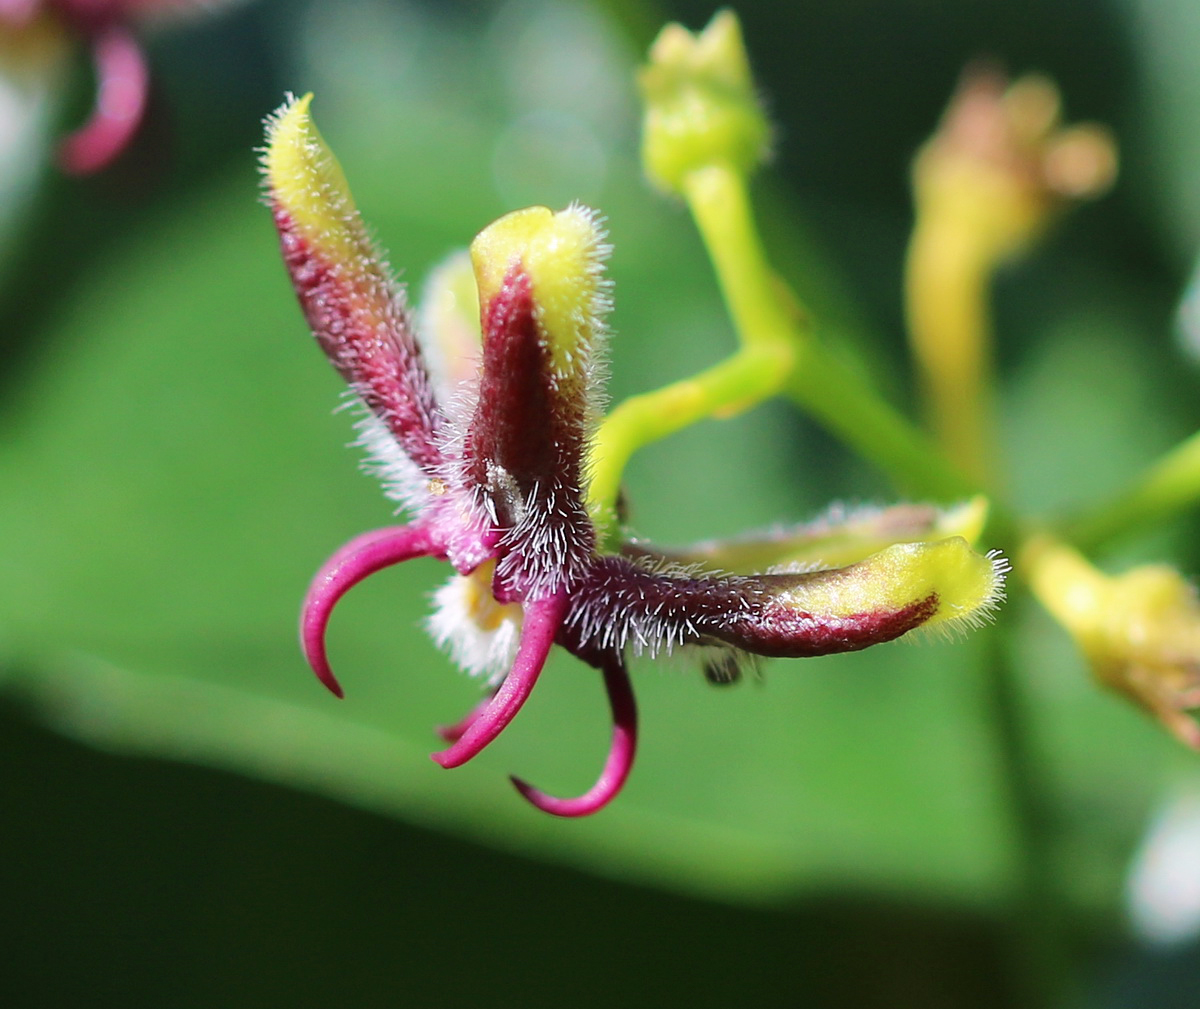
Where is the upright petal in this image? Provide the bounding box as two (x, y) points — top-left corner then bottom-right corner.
(263, 94), (445, 476)
(463, 204), (610, 598)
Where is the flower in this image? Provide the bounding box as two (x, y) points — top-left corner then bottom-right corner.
(1024, 535), (1200, 749)
(911, 64), (1117, 266)
(1, 0), (226, 174)
(262, 93), (1008, 817)
(905, 64), (1118, 482)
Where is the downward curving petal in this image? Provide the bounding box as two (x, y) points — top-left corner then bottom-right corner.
(435, 688), (497, 743)
(58, 26), (147, 175)
(432, 591), (569, 768)
(301, 524), (440, 698)
(511, 654), (637, 817)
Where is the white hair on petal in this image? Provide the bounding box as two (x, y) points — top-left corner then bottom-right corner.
(426, 572), (523, 685)
(491, 476), (595, 598)
(916, 549), (1012, 643)
(561, 201), (613, 440)
(564, 555), (749, 660)
(349, 402), (431, 515)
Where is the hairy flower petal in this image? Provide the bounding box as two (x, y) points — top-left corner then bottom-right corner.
(726, 538), (1008, 655)
(263, 94), (445, 473)
(463, 205), (609, 598)
(567, 537), (1007, 659)
(510, 654), (637, 817)
(470, 204), (609, 385)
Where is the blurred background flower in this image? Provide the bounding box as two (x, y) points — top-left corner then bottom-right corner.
(3, 1), (1200, 1006)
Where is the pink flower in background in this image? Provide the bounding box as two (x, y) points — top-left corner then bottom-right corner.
(0, 0), (228, 174)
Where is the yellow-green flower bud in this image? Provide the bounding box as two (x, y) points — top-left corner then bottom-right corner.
(638, 9), (770, 194)
(1025, 535), (1200, 749)
(912, 67), (1117, 266)
(469, 204), (610, 385)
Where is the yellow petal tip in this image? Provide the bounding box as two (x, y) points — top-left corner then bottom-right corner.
(263, 92), (359, 248)
(470, 203), (610, 377)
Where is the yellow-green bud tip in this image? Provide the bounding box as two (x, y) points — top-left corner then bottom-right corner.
(262, 93), (364, 255)
(784, 537), (1008, 634)
(470, 204), (611, 378)
(639, 9), (770, 194)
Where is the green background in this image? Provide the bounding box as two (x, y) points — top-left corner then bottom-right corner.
(2, 0), (1199, 1004)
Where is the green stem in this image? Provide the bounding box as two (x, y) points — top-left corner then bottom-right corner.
(688, 163), (974, 500)
(785, 344), (974, 501)
(682, 164), (794, 352)
(984, 620), (1078, 1009)
(587, 343), (790, 546)
(905, 214), (1001, 487)
(1068, 429), (1200, 551)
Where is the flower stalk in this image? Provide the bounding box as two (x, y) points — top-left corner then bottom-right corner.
(590, 14), (973, 546)
(1068, 428), (1200, 551)
(900, 63), (1119, 1007)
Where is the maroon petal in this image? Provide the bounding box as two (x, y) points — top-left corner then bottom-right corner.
(463, 265), (593, 597)
(301, 524), (441, 698)
(264, 95), (446, 474)
(460, 205), (610, 599)
(431, 590), (569, 768)
(511, 654), (637, 817)
(566, 542), (1004, 661)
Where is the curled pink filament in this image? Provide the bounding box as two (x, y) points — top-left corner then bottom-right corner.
(431, 591), (569, 769)
(58, 25), (149, 175)
(510, 655), (637, 817)
(301, 524), (439, 698)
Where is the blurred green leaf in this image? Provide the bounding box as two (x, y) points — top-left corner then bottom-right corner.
(0, 0), (1180, 917)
